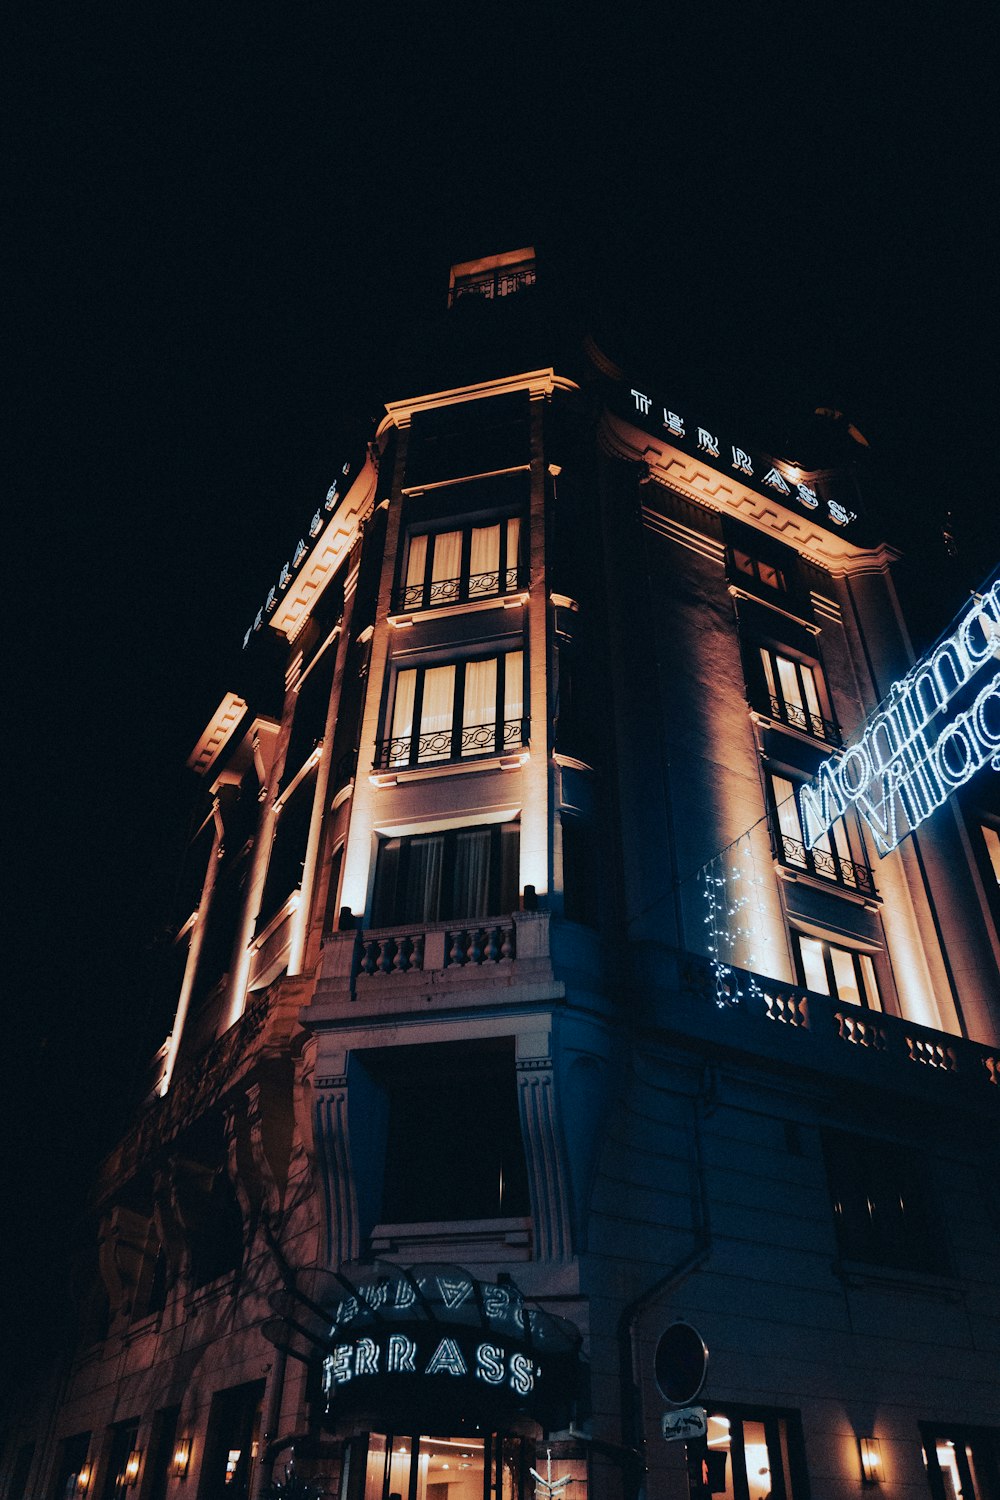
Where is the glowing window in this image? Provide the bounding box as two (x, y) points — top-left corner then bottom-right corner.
(769, 773), (873, 893)
(758, 648), (835, 741)
(397, 516), (523, 612)
(371, 823), (519, 927)
(793, 934), (882, 1010)
(379, 651), (524, 769)
(733, 549), (788, 592)
(921, 1427), (1000, 1500)
(703, 1408), (808, 1500)
(982, 825), (1000, 885)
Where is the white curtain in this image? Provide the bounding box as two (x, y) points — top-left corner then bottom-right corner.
(503, 650), (524, 725)
(505, 516), (521, 589)
(462, 658), (497, 754)
(801, 663), (822, 722)
(390, 670), (417, 764)
(405, 533), (428, 590)
(469, 524), (500, 592)
(771, 774), (806, 865)
(430, 531), (462, 601)
(776, 655), (803, 713)
(419, 664), (456, 760)
(404, 835), (444, 923)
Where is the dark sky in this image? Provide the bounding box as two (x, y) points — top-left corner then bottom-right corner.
(5, 4), (998, 1377)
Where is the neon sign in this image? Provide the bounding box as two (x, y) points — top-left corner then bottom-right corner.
(625, 387), (857, 530)
(800, 579), (1000, 857)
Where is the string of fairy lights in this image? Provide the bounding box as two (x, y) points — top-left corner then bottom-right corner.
(700, 830), (771, 1007)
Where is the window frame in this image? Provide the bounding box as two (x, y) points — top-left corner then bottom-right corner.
(377, 647), (526, 770)
(394, 513), (525, 614)
(920, 1424), (1000, 1500)
(699, 1404), (812, 1500)
(767, 769), (876, 897)
(791, 931), (883, 1010)
(822, 1129), (949, 1275)
(370, 821), (521, 928)
(757, 644), (839, 744)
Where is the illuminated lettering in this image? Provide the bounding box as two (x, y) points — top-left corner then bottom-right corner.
(386, 1334), (417, 1373)
(800, 580), (1000, 855)
(253, 608), (264, 632)
(425, 1338), (467, 1376)
(762, 467), (790, 494)
(437, 1276), (472, 1309)
(309, 509), (323, 537)
(278, 563), (291, 591)
(354, 1337), (379, 1376)
(292, 538), (307, 567)
(509, 1353), (535, 1395)
(325, 483), (339, 510)
(631, 388), (652, 415)
(392, 1278), (416, 1309)
(796, 483), (819, 508)
(697, 428), (720, 457)
(827, 498), (856, 525)
(265, 587), (278, 614)
(475, 1343), (506, 1385)
(327, 1345), (353, 1384)
(342, 461), (351, 475)
(731, 446), (753, 476)
(663, 409), (685, 437)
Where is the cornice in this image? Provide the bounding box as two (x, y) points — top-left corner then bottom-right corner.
(187, 693), (249, 775)
(267, 457), (379, 641)
(377, 369), (580, 436)
(602, 410), (901, 578)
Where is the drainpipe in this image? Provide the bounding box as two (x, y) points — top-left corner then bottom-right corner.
(616, 1069), (714, 1500)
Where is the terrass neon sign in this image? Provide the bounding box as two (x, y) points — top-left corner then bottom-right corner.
(800, 579), (1000, 857)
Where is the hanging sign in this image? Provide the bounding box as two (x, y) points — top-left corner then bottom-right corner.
(661, 1407), (708, 1443)
(800, 576), (1000, 856)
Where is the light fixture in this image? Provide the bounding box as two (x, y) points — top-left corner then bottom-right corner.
(859, 1438), (884, 1485)
(124, 1451), (142, 1488)
(171, 1440), (191, 1480)
(77, 1466), (92, 1494)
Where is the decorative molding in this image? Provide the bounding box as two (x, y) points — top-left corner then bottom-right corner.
(377, 369), (580, 434)
(642, 504), (726, 566)
(516, 1059), (573, 1262)
(267, 461), (379, 642)
(187, 693), (249, 776)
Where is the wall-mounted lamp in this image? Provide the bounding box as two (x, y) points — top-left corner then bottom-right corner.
(859, 1438), (884, 1485)
(171, 1440), (191, 1481)
(76, 1466), (92, 1494)
(124, 1451), (143, 1488)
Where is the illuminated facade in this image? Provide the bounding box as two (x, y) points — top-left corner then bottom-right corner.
(4, 249), (999, 1500)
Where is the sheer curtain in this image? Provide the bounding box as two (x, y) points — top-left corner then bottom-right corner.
(453, 829), (492, 918)
(405, 533), (428, 596)
(504, 516), (521, 590)
(469, 524), (500, 596)
(430, 531), (462, 602)
(390, 670), (417, 764)
(503, 650), (523, 736)
(419, 664), (456, 760)
(404, 835), (444, 922)
(462, 658), (497, 753)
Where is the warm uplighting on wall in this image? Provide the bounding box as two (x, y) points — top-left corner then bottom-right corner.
(124, 1451), (143, 1487)
(859, 1437), (884, 1484)
(171, 1439), (191, 1480)
(76, 1465), (92, 1494)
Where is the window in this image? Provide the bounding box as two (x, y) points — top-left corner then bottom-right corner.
(732, 548), (788, 592)
(696, 1408), (810, 1500)
(822, 1130), (947, 1273)
(758, 647), (837, 742)
(450, 258), (537, 303)
(50, 1435), (90, 1500)
(101, 1424), (139, 1500)
(921, 1426), (1000, 1500)
(378, 650), (524, 769)
(371, 823), (519, 927)
(982, 824), (1000, 885)
(197, 1383), (264, 1500)
(256, 763), (318, 933)
(769, 772), (875, 895)
(396, 517), (523, 613)
(374, 1040), (530, 1223)
(359, 1434), (535, 1500)
(792, 933), (882, 1009)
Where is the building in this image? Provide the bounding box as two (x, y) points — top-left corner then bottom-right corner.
(4, 248), (999, 1500)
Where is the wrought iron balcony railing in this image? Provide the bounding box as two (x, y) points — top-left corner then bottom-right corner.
(763, 693), (841, 745)
(775, 831), (877, 897)
(392, 567), (526, 615)
(375, 716), (527, 772)
(449, 266), (537, 305)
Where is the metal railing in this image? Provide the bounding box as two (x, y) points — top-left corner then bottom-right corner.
(393, 567), (525, 615)
(764, 693), (841, 745)
(375, 716), (526, 771)
(776, 831), (877, 897)
(449, 266), (537, 304)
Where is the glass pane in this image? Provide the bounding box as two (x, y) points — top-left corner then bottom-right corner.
(801, 663), (822, 722)
(936, 1441), (964, 1500)
(772, 775), (806, 860)
(705, 1415), (736, 1500)
(469, 524), (501, 594)
(463, 657), (498, 755)
(776, 655), (803, 713)
(983, 825), (1000, 884)
(733, 549), (754, 577)
(430, 532), (462, 602)
(418, 1437), (484, 1500)
(799, 936), (830, 995)
(504, 650), (524, 727)
(404, 835), (444, 923)
(759, 562), (784, 590)
(830, 946), (862, 1005)
(830, 816), (856, 883)
(452, 829), (492, 919)
(858, 954), (882, 1011)
(504, 517), (521, 590)
(406, 534), (428, 589)
(418, 664), (456, 761)
(742, 1420), (773, 1500)
(386, 1437), (412, 1500)
(390, 670), (417, 763)
(760, 648), (778, 702)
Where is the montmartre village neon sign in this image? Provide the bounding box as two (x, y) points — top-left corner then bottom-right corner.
(800, 577), (1000, 858)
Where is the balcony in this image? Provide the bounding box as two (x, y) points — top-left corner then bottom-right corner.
(449, 264), (537, 305)
(759, 691), (842, 745)
(391, 565), (527, 616)
(374, 716), (527, 771)
(774, 830), (877, 898)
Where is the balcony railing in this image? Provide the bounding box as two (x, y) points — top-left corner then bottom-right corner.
(762, 693), (841, 745)
(360, 920), (516, 976)
(392, 567), (526, 615)
(375, 716), (526, 771)
(449, 266), (537, 305)
(677, 951), (999, 1093)
(775, 831), (877, 897)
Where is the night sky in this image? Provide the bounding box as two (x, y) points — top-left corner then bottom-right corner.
(5, 6), (998, 1381)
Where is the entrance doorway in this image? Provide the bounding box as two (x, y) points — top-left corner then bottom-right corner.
(359, 1434), (532, 1500)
